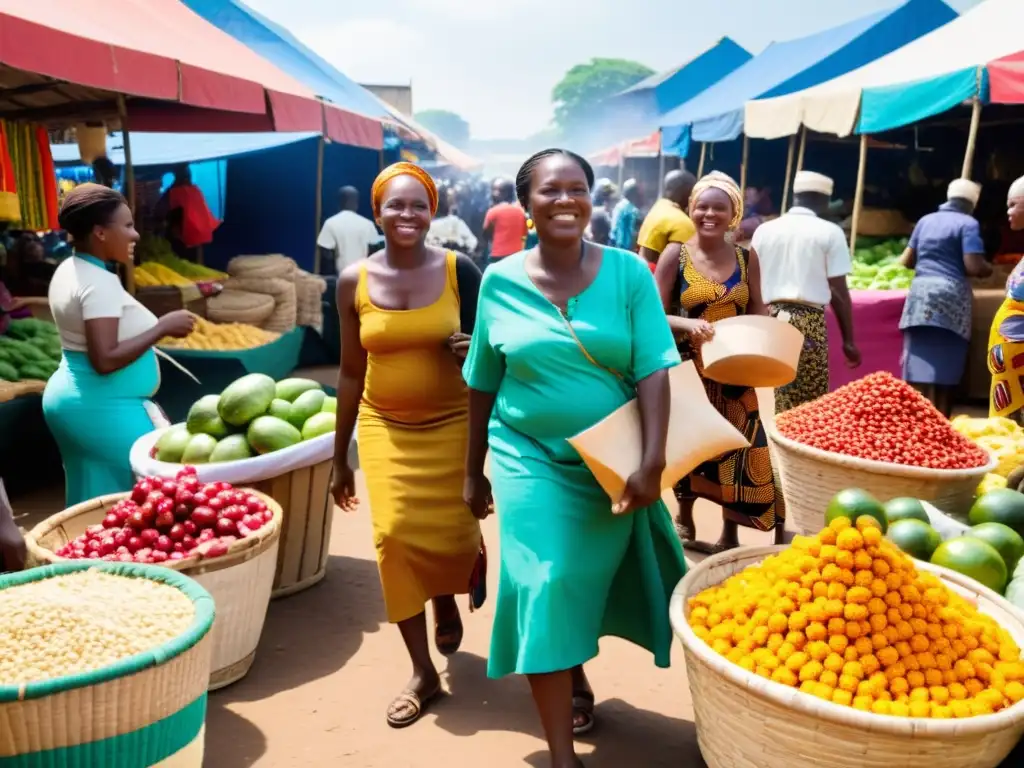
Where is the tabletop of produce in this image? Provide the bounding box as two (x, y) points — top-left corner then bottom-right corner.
(848, 238), (913, 291)
(158, 316), (279, 351)
(0, 317), (60, 382)
(153, 374), (336, 464)
(687, 506), (1024, 719)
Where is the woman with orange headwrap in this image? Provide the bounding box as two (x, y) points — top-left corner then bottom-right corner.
(654, 172), (785, 554)
(331, 162), (484, 728)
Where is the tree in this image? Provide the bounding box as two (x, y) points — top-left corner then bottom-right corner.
(414, 109), (471, 148)
(552, 58), (655, 134)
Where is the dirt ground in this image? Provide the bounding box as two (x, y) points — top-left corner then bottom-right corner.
(12, 472), (1024, 767)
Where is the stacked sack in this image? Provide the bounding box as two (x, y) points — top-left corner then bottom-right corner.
(223, 255), (297, 333)
(294, 269), (327, 331)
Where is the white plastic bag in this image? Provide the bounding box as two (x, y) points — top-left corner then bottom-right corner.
(130, 425), (359, 485)
(922, 500), (970, 541)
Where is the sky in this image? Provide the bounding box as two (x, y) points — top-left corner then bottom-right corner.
(246, 0), (983, 140)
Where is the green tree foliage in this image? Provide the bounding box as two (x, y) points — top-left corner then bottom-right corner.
(552, 58), (655, 134)
(413, 109), (471, 147)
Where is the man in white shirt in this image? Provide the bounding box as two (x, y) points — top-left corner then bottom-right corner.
(317, 186), (383, 274)
(751, 170), (860, 413)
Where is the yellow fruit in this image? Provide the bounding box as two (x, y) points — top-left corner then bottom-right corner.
(687, 522), (1024, 719)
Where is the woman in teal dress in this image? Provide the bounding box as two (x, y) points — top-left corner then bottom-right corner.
(43, 184), (195, 505)
(463, 149), (687, 768)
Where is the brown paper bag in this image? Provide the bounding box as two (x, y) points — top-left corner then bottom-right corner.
(567, 361), (750, 503)
(701, 315), (805, 387)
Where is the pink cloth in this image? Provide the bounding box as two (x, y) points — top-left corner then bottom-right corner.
(826, 289), (906, 390)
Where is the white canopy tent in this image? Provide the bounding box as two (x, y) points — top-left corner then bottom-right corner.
(744, 0), (1024, 139)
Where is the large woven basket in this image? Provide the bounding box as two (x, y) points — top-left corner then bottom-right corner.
(206, 289), (275, 326)
(0, 561), (214, 767)
(223, 276), (297, 333)
(766, 426), (997, 534)
(671, 545), (1024, 768)
(26, 490), (282, 691)
(294, 269), (327, 331)
(227, 254), (295, 281)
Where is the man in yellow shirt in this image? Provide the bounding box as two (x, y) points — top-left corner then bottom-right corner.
(638, 170), (697, 268)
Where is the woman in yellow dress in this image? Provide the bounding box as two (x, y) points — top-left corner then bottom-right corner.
(331, 162), (484, 728)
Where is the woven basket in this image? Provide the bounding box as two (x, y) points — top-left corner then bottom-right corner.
(670, 545), (1024, 768)
(206, 289), (276, 326)
(251, 458), (336, 598)
(223, 276), (297, 333)
(0, 561), (214, 766)
(294, 269), (327, 330)
(227, 254), (295, 281)
(766, 426), (997, 534)
(25, 490), (282, 691)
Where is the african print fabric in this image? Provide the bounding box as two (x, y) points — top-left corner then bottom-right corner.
(673, 245), (783, 533)
(770, 302), (828, 414)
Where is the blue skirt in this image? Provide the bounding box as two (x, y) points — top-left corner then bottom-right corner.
(902, 326), (969, 387)
(42, 349), (160, 506)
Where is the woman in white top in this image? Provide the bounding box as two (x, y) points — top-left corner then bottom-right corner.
(43, 184), (195, 506)
(426, 192), (478, 255)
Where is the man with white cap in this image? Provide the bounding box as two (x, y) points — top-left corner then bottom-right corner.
(899, 178), (991, 417)
(750, 170), (860, 413)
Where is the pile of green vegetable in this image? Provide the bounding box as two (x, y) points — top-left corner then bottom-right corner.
(0, 318), (61, 382)
(153, 374), (337, 464)
(848, 237), (913, 291)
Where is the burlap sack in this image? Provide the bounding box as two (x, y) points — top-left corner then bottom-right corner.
(206, 290), (276, 326)
(227, 254), (296, 281)
(295, 270), (327, 330)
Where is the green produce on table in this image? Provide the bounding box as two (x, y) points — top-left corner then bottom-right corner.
(849, 237), (913, 291)
(0, 318), (62, 381)
(931, 536), (1009, 594)
(152, 373), (337, 464)
(968, 488), (1024, 537)
(888, 518), (942, 561)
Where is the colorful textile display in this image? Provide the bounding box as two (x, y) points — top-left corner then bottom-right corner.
(2, 120), (59, 231)
(0, 124), (19, 223)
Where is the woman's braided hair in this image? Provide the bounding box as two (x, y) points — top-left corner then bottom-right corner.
(514, 148), (595, 210)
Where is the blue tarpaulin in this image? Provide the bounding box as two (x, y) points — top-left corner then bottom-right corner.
(597, 38), (750, 155)
(660, 0), (957, 148)
(182, 0), (389, 120)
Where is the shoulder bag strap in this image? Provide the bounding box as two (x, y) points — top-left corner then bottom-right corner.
(558, 310), (627, 383)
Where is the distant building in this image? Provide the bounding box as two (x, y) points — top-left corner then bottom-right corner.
(361, 84), (413, 116)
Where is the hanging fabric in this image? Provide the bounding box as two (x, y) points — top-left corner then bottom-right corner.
(2, 120), (59, 231)
(0, 123), (20, 223)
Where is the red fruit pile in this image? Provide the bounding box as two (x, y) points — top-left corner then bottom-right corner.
(56, 467), (273, 564)
(775, 372), (990, 470)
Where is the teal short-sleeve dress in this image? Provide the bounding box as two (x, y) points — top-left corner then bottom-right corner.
(463, 246), (687, 677)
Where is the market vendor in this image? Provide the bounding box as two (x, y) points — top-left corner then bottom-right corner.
(750, 170), (860, 412)
(988, 175), (1024, 422)
(157, 165), (220, 262)
(43, 184), (196, 506)
(637, 169), (696, 267)
(900, 178), (991, 418)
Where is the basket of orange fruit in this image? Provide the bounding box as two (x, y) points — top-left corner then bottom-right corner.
(670, 512), (1024, 768)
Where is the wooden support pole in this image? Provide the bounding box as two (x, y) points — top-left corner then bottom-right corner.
(796, 125), (807, 173)
(961, 97), (982, 179)
(657, 146), (666, 197)
(739, 134), (750, 196)
(117, 95), (136, 295)
(313, 135), (325, 275)
(697, 142), (707, 177)
(849, 133), (868, 256)
(781, 133), (796, 214)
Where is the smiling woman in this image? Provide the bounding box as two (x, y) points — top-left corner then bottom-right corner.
(462, 149), (686, 768)
(329, 162), (484, 730)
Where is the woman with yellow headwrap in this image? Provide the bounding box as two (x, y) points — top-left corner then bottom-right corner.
(330, 162), (484, 728)
(654, 171), (784, 554)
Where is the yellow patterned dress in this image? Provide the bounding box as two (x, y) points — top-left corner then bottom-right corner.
(355, 252), (482, 623)
(672, 245), (784, 532)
